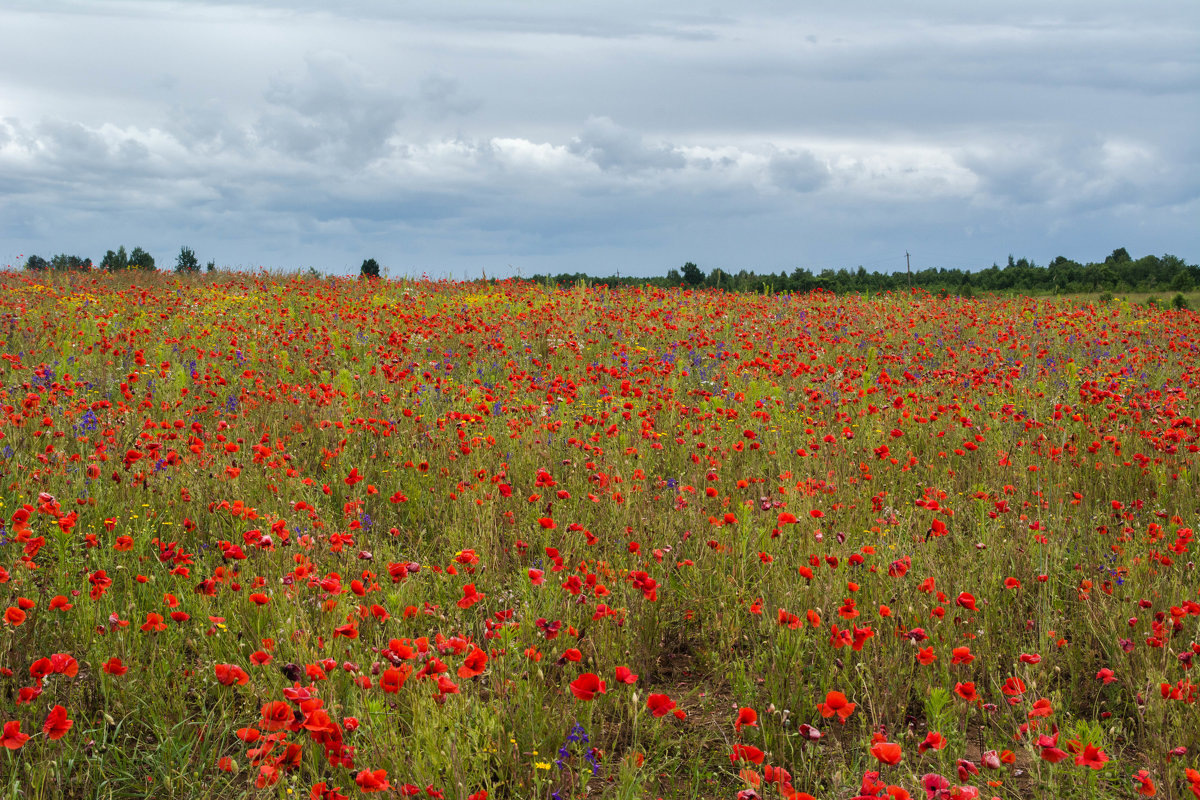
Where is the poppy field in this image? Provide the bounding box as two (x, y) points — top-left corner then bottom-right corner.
(2, 270), (1200, 800)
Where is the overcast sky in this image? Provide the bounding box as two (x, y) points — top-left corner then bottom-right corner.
(1, 1), (1197, 278)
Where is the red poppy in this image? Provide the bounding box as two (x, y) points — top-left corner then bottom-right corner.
(953, 682), (978, 702)
(870, 741), (902, 765)
(457, 584), (485, 610)
(0, 721), (29, 749)
(729, 744), (765, 765)
(647, 693), (676, 717)
(817, 691), (856, 721)
(1075, 742), (1109, 769)
(43, 705), (73, 740)
(569, 673), (606, 701)
(260, 701), (295, 731)
(1132, 769), (1156, 796)
(734, 707), (758, 732)
(918, 731), (947, 752)
(354, 769), (390, 793)
(140, 612), (166, 632)
(457, 647), (488, 679)
(380, 665), (412, 693)
(614, 666), (638, 684)
(103, 657), (129, 676)
(215, 663), (249, 686)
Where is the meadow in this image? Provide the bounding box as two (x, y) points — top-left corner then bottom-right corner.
(0, 270), (1198, 800)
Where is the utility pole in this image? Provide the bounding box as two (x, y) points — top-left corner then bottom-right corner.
(906, 251), (911, 289)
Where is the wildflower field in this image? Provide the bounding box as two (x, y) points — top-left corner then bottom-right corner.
(2, 271), (1199, 800)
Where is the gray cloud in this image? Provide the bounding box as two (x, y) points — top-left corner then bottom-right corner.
(768, 150), (830, 193)
(568, 116), (685, 173)
(0, 0), (1197, 274)
(256, 51), (406, 166)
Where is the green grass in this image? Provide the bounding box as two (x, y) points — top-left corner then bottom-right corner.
(0, 271), (1197, 798)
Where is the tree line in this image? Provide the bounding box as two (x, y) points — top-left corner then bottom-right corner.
(531, 248), (1199, 295)
(23, 246), (215, 273)
(21, 246), (1199, 296)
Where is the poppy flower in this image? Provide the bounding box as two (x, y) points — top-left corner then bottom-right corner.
(1028, 698), (1053, 718)
(3, 607), (26, 626)
(870, 741), (902, 765)
(734, 707), (757, 732)
(817, 691), (856, 721)
(260, 701), (295, 731)
(950, 646), (975, 665)
(43, 705), (73, 740)
(354, 769), (390, 793)
(647, 693), (676, 717)
(918, 731), (947, 753)
(457, 584), (485, 609)
(1034, 730), (1069, 763)
(614, 666), (638, 684)
(215, 663), (249, 686)
(1075, 742), (1109, 769)
(140, 612), (166, 632)
(729, 744), (765, 765)
(1132, 769), (1156, 796)
(103, 657), (129, 676)
(1, 721), (30, 749)
(953, 682), (978, 702)
(457, 647), (488, 679)
(312, 783), (350, 800)
(569, 673), (606, 701)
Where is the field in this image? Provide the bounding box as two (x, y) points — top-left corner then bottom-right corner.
(1, 271), (1198, 800)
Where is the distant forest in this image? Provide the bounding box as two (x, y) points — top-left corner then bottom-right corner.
(19, 246), (1199, 296)
(531, 248), (1199, 295)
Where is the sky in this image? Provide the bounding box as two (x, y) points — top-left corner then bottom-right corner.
(1, 0), (1198, 278)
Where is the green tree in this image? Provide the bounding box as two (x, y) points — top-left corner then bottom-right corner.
(128, 247), (156, 271)
(175, 246), (200, 273)
(680, 261), (704, 286)
(101, 246), (129, 272)
(206, 260), (216, 273)
(50, 254), (92, 271)
(360, 258), (381, 279)
(1105, 247), (1131, 265)
(24, 255), (49, 271)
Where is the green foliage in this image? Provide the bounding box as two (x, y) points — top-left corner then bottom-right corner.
(128, 247), (155, 271)
(1172, 292), (1189, 310)
(175, 246), (200, 273)
(533, 248), (1198, 297)
(101, 246), (128, 272)
(680, 261), (704, 286)
(23, 254), (50, 271)
(47, 254), (92, 271)
(360, 258), (381, 279)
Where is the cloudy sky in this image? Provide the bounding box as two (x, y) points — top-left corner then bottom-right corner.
(1, 1), (1197, 278)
